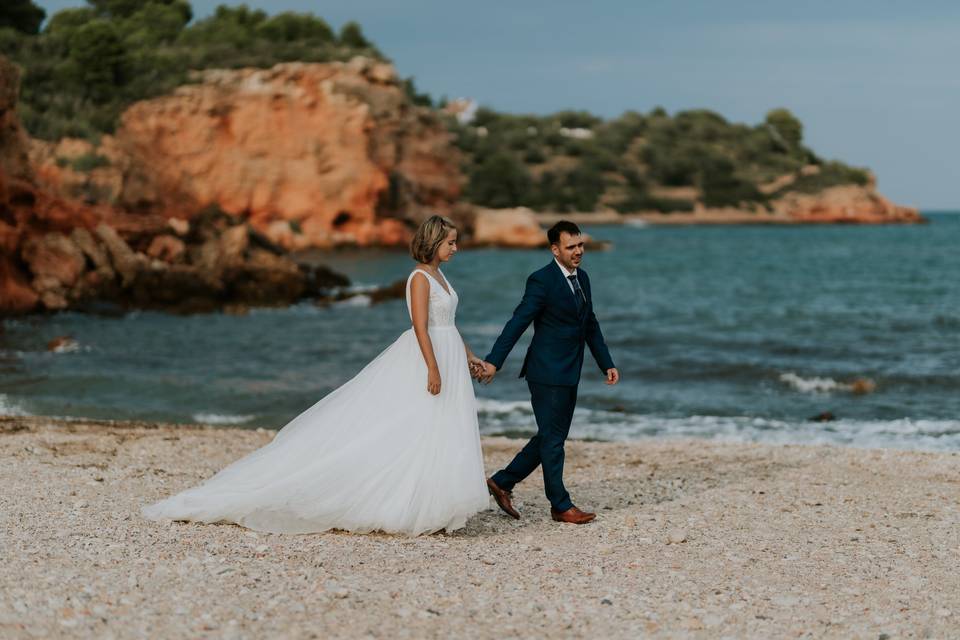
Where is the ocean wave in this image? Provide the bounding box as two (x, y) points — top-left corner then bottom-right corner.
(476, 404), (960, 452)
(49, 339), (83, 354)
(779, 372), (875, 394)
(779, 372), (847, 393)
(0, 394), (31, 417)
(192, 412), (256, 425)
(477, 397), (640, 430)
(333, 294), (372, 308)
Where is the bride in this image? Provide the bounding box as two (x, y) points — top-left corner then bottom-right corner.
(142, 215), (490, 536)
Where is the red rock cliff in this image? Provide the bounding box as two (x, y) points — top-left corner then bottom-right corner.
(0, 57), (102, 314)
(2, 56), (354, 316)
(51, 58), (462, 250)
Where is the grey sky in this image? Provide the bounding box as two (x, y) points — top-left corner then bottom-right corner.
(36, 1), (960, 209)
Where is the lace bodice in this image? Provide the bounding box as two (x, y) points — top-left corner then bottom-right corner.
(405, 269), (458, 327)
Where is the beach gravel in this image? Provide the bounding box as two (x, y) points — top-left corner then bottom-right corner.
(1, 415), (958, 638)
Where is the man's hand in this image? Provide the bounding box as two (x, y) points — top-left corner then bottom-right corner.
(605, 368), (620, 385)
(480, 361), (497, 384)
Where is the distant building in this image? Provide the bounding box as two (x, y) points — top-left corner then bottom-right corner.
(559, 127), (594, 140)
(442, 98), (478, 125)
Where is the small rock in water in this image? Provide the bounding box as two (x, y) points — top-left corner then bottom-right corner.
(47, 336), (79, 353)
(809, 411), (836, 422)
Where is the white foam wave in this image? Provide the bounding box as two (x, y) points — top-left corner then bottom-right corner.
(476, 397), (960, 451)
(780, 372), (847, 393)
(0, 394), (31, 417)
(192, 413), (256, 425)
(476, 396), (635, 431)
(460, 323), (516, 337)
(49, 339), (82, 354)
(475, 398), (533, 414)
(333, 295), (372, 308)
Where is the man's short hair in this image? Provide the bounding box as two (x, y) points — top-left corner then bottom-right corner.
(547, 220), (581, 246)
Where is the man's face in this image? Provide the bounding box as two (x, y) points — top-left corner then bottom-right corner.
(551, 232), (584, 270)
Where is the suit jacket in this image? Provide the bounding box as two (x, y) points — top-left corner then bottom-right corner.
(485, 261), (615, 387)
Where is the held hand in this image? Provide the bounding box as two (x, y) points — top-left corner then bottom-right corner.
(467, 355), (484, 379)
(427, 366), (442, 395)
(605, 368), (620, 386)
(480, 361), (497, 384)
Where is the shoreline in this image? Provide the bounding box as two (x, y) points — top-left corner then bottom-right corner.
(534, 210), (930, 226)
(2, 414), (959, 638)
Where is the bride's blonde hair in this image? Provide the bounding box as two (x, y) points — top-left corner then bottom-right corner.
(410, 215), (457, 263)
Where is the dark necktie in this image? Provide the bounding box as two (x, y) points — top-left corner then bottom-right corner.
(567, 275), (586, 312)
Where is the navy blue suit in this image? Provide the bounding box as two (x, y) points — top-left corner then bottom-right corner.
(485, 261), (615, 511)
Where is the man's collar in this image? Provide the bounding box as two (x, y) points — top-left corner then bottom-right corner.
(553, 257), (577, 277)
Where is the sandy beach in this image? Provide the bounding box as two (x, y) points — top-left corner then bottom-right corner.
(1, 415), (958, 639)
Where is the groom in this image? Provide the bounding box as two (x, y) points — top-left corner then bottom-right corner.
(477, 220), (618, 525)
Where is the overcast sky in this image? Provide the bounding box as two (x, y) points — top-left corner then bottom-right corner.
(37, 0), (960, 209)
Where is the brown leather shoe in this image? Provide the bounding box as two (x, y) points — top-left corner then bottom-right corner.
(487, 478), (520, 519)
(550, 506), (596, 524)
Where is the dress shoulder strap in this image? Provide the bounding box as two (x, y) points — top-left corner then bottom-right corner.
(407, 268), (434, 289)
(405, 269), (432, 319)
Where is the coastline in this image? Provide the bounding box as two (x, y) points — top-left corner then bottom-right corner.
(2, 414), (958, 638)
(534, 210), (929, 227)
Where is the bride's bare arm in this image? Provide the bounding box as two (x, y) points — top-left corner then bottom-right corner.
(410, 272), (441, 395)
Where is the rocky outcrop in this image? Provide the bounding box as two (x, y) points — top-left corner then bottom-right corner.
(1, 56), (353, 316)
(32, 58), (464, 251)
(470, 207), (546, 248)
(9, 208), (352, 315)
(469, 206), (610, 249)
(771, 182), (923, 224)
(1, 56), (101, 314)
(633, 182), (923, 226)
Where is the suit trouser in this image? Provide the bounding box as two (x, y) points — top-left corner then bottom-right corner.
(491, 381), (577, 512)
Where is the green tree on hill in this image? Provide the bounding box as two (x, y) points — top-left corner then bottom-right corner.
(0, 0), (45, 35)
(338, 21), (370, 48)
(67, 20), (129, 103)
(449, 104), (869, 213)
(88, 0), (192, 21)
(765, 108), (803, 151)
(1, 1), (387, 140)
(466, 152), (532, 208)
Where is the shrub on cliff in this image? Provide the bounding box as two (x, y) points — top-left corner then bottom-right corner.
(466, 152), (533, 208)
(2, 1), (384, 140)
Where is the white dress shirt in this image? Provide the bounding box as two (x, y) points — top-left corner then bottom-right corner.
(554, 258), (578, 296)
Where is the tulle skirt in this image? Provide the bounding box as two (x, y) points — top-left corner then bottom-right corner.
(141, 326), (489, 536)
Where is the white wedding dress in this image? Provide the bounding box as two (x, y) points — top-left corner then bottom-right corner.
(142, 268), (489, 536)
